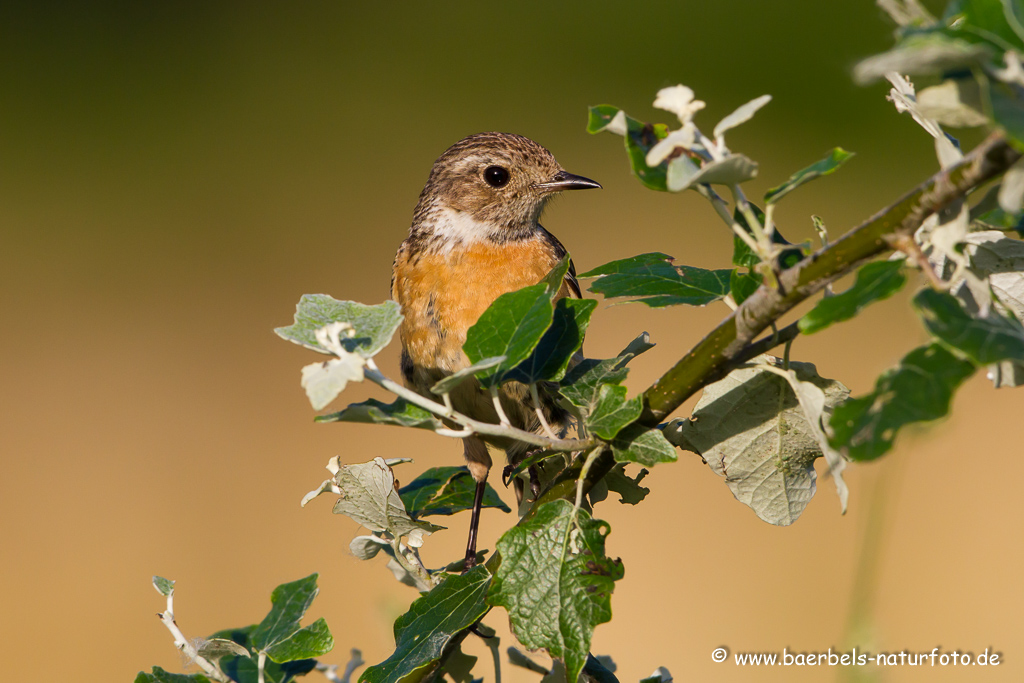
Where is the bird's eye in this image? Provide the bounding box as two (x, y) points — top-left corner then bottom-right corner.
(483, 165), (510, 188)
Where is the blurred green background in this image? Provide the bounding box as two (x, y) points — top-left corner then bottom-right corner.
(2, 2), (1020, 681)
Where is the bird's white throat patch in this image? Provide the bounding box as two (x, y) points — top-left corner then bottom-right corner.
(431, 207), (495, 252)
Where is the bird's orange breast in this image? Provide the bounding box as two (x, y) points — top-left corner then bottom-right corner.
(393, 237), (564, 376)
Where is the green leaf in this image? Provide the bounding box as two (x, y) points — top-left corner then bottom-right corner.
(587, 105), (623, 134)
(463, 282), (555, 387)
(608, 424), (678, 466)
(765, 148), (854, 204)
(580, 252), (731, 307)
(134, 668), (211, 683)
(152, 575), (175, 596)
(264, 618), (333, 663)
(914, 288), (1024, 363)
(853, 31), (994, 84)
(829, 343), (976, 461)
(488, 501), (624, 683)
(316, 398), (443, 430)
(196, 638), (250, 660)
(603, 463), (650, 505)
(507, 298), (598, 384)
(399, 466), (511, 517)
(799, 260), (907, 334)
(361, 566), (492, 683)
(585, 384), (643, 440)
(588, 106), (670, 191)
(559, 332), (653, 410)
(945, 0), (1024, 51)
(209, 625), (317, 683)
(276, 295), (402, 358)
(251, 575), (333, 663)
(729, 269), (762, 305)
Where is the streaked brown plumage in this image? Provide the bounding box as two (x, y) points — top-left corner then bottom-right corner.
(391, 132), (600, 567)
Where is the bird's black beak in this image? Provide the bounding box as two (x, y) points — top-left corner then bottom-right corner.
(534, 170), (602, 192)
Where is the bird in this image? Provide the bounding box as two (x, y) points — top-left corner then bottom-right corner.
(391, 132), (601, 568)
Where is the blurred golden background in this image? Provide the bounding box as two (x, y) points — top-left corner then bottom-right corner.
(1, 2), (1020, 682)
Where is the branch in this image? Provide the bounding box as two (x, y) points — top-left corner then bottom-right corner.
(641, 131), (1021, 424)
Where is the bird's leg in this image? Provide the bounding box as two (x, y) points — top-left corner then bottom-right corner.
(463, 437), (492, 572)
(464, 479), (487, 571)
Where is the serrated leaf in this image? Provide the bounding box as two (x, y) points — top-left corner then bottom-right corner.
(430, 357), (505, 395)
(829, 343), (976, 461)
(765, 148), (854, 204)
(463, 282), (555, 387)
(603, 463), (650, 505)
(729, 270), (762, 305)
(585, 384), (643, 439)
(669, 357), (850, 525)
(608, 424), (678, 466)
(507, 297), (598, 384)
(558, 332), (652, 411)
(914, 288), (1024, 363)
(799, 260), (907, 334)
(361, 566), (491, 683)
(580, 253), (731, 308)
(328, 457), (444, 540)
(135, 668), (211, 683)
(153, 576), (175, 596)
(264, 618), (333, 663)
(399, 466), (511, 518)
(316, 399), (443, 430)
(488, 501), (623, 683)
(251, 575), (333, 663)
(209, 625), (317, 683)
(276, 296), (402, 358)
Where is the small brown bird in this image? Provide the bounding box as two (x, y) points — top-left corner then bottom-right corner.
(391, 132), (600, 567)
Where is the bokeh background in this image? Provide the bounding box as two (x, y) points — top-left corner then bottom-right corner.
(2, 2), (1020, 682)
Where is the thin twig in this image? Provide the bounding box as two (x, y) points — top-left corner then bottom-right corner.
(530, 383), (559, 440)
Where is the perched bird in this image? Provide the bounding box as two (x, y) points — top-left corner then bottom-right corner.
(391, 132), (600, 567)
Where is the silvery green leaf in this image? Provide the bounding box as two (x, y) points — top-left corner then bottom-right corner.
(914, 289), (1024, 365)
(666, 154), (700, 192)
(349, 535), (389, 560)
(276, 295), (402, 358)
(674, 154), (758, 191)
(300, 354), (366, 411)
(916, 79), (988, 127)
(430, 356), (506, 395)
(671, 356), (849, 525)
(960, 231), (1024, 321)
(327, 457), (443, 541)
(713, 94), (772, 141)
(853, 33), (992, 84)
(998, 157), (1024, 213)
(196, 638), (250, 660)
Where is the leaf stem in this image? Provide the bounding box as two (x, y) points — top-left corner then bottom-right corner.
(156, 593), (231, 683)
(363, 360), (595, 452)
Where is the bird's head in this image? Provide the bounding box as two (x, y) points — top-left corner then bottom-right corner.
(417, 132), (600, 240)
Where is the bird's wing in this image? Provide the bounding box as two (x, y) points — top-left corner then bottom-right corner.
(538, 226), (582, 298)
